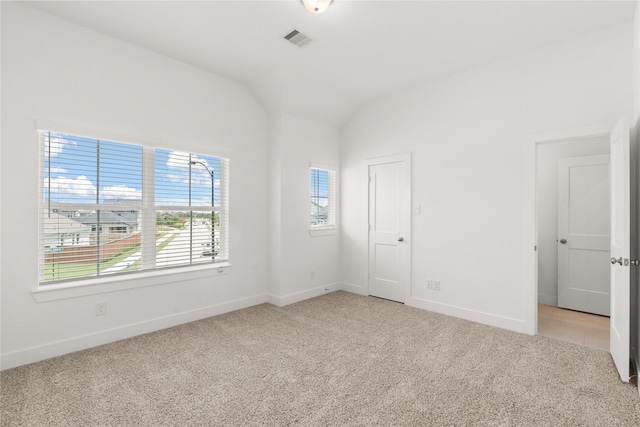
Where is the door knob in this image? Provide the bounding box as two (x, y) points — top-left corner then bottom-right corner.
(397, 237), (404, 242)
(631, 259), (640, 266)
(560, 239), (567, 244)
(611, 257), (623, 265)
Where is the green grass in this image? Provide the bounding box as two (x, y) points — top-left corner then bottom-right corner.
(44, 233), (175, 281)
(44, 262), (99, 280)
(155, 233), (177, 253)
(100, 243), (141, 266)
(125, 233), (177, 271)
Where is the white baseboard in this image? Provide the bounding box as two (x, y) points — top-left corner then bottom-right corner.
(407, 296), (525, 334)
(1, 294), (267, 371)
(339, 282), (368, 295)
(1, 288), (528, 371)
(267, 283), (341, 307)
(266, 293), (281, 306)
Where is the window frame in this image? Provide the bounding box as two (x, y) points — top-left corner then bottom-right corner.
(36, 122), (231, 293)
(309, 164), (338, 236)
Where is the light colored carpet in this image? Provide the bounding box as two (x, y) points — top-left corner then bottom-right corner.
(1, 291), (639, 426)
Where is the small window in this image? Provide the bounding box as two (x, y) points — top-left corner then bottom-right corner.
(310, 167), (337, 229)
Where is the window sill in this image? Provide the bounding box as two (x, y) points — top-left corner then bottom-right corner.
(32, 262), (232, 302)
(309, 227), (338, 237)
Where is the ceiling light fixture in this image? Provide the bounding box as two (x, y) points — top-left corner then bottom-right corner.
(301, 0), (333, 14)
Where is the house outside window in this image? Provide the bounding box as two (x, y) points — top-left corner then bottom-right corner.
(39, 130), (229, 285)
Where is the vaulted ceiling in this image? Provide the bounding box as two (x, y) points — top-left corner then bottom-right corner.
(26, 1), (636, 127)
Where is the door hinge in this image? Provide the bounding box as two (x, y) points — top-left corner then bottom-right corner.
(534, 245), (537, 251)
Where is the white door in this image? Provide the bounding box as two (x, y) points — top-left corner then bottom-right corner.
(557, 154), (610, 316)
(609, 116), (631, 382)
(368, 155), (410, 303)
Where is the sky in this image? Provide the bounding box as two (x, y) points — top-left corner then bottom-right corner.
(44, 132), (330, 210)
(310, 167), (330, 207)
(44, 132), (222, 208)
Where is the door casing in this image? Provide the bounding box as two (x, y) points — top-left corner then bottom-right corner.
(523, 124), (613, 335)
(364, 153), (412, 302)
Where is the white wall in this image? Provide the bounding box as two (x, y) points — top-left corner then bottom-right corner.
(0, 3), (270, 369)
(537, 136), (610, 306)
(268, 113), (341, 306)
(268, 115), (284, 299)
(341, 23), (633, 332)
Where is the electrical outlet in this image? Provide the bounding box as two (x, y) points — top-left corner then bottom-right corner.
(426, 279), (433, 289)
(96, 302), (107, 316)
(433, 280), (441, 291)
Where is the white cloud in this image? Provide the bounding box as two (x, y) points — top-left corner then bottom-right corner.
(48, 167), (68, 174)
(166, 173), (188, 183)
(167, 151), (211, 170)
(166, 151), (212, 169)
(166, 173), (219, 187)
(166, 151), (189, 168)
(164, 151), (217, 186)
(191, 196), (217, 207)
(101, 185), (142, 200)
(44, 136), (73, 157)
(45, 175), (96, 197)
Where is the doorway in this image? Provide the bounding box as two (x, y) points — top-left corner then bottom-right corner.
(525, 119), (632, 383)
(535, 135), (610, 349)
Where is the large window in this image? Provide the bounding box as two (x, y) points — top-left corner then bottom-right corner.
(39, 130), (229, 285)
(310, 167), (337, 228)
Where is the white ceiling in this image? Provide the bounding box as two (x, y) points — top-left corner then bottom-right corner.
(25, 1), (637, 127)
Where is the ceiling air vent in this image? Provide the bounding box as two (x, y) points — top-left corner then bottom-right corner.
(284, 29), (312, 48)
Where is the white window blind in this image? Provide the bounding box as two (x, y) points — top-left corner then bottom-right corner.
(39, 130), (229, 285)
(310, 167), (337, 228)
(154, 149), (229, 268)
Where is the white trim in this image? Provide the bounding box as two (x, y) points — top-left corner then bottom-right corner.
(309, 227), (338, 237)
(142, 147), (156, 270)
(309, 162), (337, 171)
(407, 297), (525, 333)
(523, 123), (612, 336)
(267, 283), (341, 307)
(362, 162), (370, 297)
(33, 263), (232, 302)
(310, 166), (339, 229)
(364, 153), (412, 303)
(339, 282), (368, 296)
(364, 153), (412, 163)
(1, 292), (264, 371)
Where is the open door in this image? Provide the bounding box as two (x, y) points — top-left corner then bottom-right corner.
(609, 116), (631, 382)
(557, 154), (610, 316)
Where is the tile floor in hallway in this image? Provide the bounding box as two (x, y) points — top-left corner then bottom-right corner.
(538, 304), (609, 352)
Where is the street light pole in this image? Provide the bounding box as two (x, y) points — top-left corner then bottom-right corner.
(190, 161), (215, 260)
